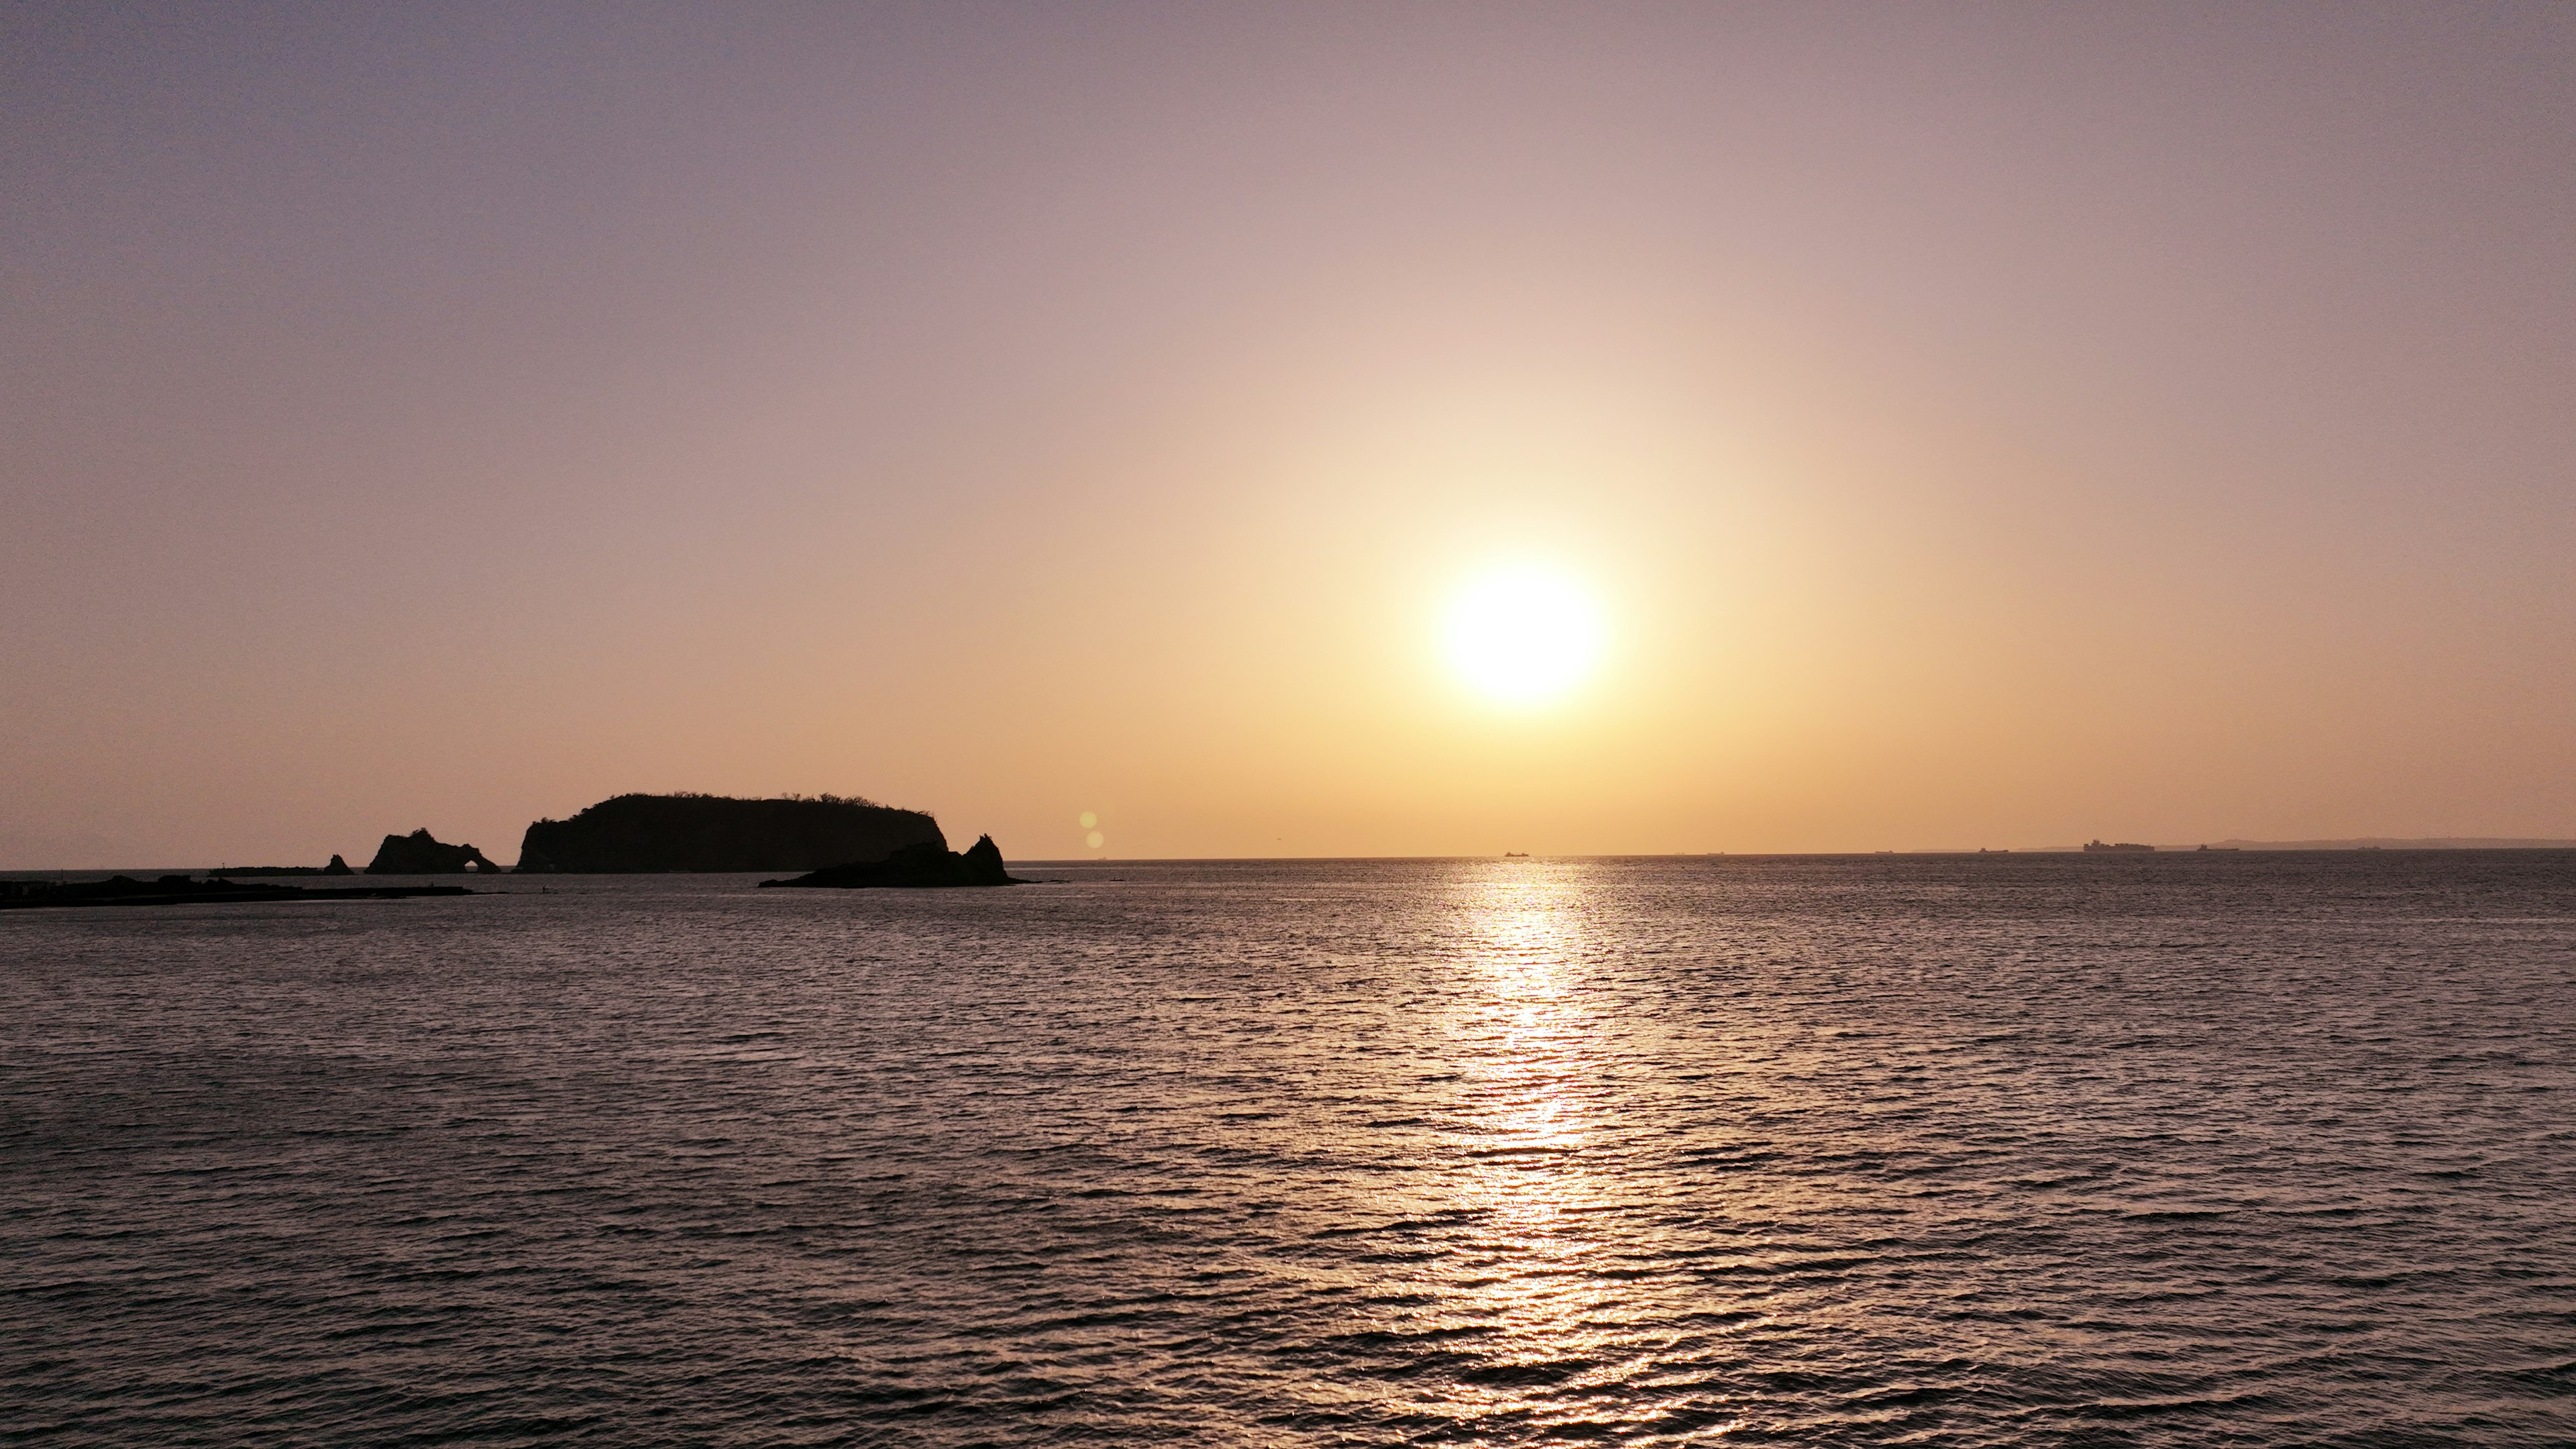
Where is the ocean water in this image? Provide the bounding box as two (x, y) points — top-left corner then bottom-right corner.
(4, 853), (2573, 1446)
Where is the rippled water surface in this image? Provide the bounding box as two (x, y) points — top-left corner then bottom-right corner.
(5, 853), (2575, 1445)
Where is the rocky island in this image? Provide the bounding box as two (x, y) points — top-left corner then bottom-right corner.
(759, 835), (1024, 889)
(367, 829), (502, 873)
(515, 793), (945, 873)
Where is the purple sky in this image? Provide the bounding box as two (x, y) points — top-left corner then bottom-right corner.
(5, 3), (2571, 864)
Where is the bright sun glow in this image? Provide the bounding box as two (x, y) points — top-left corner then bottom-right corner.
(1442, 566), (1607, 705)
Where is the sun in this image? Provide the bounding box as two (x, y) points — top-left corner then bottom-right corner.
(1442, 566), (1607, 705)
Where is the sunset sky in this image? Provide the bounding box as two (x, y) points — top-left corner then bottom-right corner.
(5, 3), (2571, 865)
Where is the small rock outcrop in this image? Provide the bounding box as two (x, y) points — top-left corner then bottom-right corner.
(759, 835), (1024, 889)
(322, 854), (354, 875)
(366, 829), (500, 874)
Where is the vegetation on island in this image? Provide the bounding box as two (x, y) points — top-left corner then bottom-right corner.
(515, 792), (945, 873)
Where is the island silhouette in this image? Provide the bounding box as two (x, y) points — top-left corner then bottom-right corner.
(760, 835), (1023, 889)
(515, 793), (945, 873)
(66, 793), (1022, 886)
(367, 830), (501, 873)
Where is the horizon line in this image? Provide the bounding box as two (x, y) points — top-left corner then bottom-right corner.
(11, 839), (2576, 877)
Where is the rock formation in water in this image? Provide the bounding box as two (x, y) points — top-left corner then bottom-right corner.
(323, 854), (354, 875)
(514, 793), (947, 873)
(759, 834), (1024, 889)
(366, 829), (502, 874)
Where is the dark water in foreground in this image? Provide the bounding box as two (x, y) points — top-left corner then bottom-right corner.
(5, 853), (2573, 1446)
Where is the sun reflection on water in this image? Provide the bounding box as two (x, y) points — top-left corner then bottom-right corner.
(1436, 863), (1639, 1418)
(1459, 873), (1596, 1164)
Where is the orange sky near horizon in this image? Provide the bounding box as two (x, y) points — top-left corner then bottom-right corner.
(3, 5), (2571, 866)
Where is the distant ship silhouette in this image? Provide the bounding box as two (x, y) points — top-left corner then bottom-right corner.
(2082, 839), (2155, 853)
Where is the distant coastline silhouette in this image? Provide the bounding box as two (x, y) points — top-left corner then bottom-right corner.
(0, 875), (473, 910)
(205, 853), (356, 877)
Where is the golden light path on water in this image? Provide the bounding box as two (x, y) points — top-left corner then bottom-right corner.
(1405, 865), (1751, 1438)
